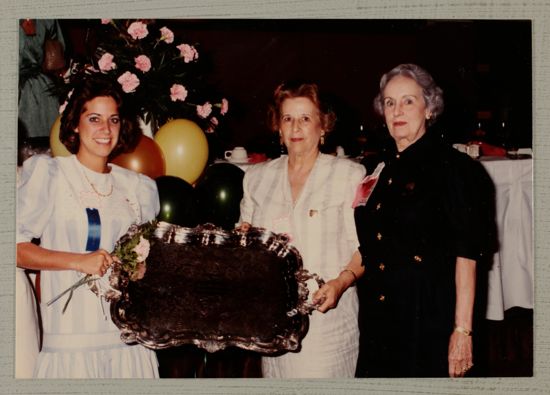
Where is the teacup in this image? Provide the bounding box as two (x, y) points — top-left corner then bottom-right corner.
(225, 146), (248, 162)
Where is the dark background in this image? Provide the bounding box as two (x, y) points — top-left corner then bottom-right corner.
(59, 19), (532, 158)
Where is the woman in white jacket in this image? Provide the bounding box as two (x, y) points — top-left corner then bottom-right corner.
(239, 82), (365, 378)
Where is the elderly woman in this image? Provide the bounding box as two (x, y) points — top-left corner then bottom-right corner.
(17, 74), (160, 378)
(354, 64), (494, 377)
(239, 82), (366, 378)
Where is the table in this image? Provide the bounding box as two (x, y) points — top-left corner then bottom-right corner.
(480, 157), (533, 320)
(213, 159), (253, 172)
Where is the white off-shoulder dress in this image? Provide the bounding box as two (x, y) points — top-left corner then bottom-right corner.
(239, 153), (366, 378)
(17, 154), (160, 378)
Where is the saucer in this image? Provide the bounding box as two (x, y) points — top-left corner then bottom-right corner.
(227, 157), (250, 164)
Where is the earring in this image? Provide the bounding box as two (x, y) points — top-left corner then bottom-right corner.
(279, 131), (286, 154)
(320, 135), (325, 146)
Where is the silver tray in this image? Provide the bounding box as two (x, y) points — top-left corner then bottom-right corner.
(109, 222), (323, 354)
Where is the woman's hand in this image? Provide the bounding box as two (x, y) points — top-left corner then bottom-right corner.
(73, 249), (115, 277)
(236, 222), (251, 232)
(313, 253), (363, 313)
(312, 276), (349, 313)
(450, 256), (476, 377)
(448, 330), (474, 377)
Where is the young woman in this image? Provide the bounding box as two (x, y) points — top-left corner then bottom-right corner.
(17, 74), (160, 378)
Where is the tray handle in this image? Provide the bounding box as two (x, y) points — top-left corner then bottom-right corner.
(287, 269), (325, 317)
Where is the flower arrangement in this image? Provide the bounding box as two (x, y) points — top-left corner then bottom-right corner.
(61, 19), (228, 134)
(351, 162), (385, 208)
(47, 220), (158, 313)
(112, 220), (157, 281)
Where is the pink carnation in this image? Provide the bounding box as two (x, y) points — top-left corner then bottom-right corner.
(211, 117), (219, 126)
(196, 102), (212, 119)
(117, 71), (140, 93)
(101, 19), (112, 24)
(98, 52), (116, 72)
(170, 84), (188, 102)
(135, 262), (147, 280)
(85, 64), (99, 73)
(159, 26), (174, 44)
(59, 101), (68, 114)
(134, 54), (151, 73)
(176, 43), (199, 63)
(127, 21), (148, 40)
(220, 98), (229, 115)
(58, 89), (74, 114)
(133, 236), (150, 262)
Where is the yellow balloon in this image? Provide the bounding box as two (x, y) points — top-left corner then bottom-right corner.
(154, 119), (209, 184)
(49, 116), (71, 157)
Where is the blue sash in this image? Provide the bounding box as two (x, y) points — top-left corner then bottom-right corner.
(85, 208), (101, 251)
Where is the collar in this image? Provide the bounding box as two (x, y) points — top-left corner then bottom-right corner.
(384, 132), (442, 164)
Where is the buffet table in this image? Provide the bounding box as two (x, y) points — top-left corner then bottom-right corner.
(480, 157), (533, 320)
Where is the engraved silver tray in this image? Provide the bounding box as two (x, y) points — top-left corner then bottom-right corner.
(109, 221), (323, 354)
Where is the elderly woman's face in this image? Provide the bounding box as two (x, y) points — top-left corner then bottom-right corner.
(279, 97), (323, 157)
(382, 75), (431, 151)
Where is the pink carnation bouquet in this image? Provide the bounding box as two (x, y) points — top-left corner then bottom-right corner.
(47, 221), (158, 313)
(59, 19), (228, 135)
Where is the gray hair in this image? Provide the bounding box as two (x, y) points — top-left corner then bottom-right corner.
(373, 63), (444, 126)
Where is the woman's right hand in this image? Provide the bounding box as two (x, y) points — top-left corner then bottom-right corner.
(73, 249), (114, 277)
(236, 222), (251, 232)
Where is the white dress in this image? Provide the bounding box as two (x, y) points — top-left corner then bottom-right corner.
(15, 167), (41, 378)
(239, 153), (365, 378)
(17, 154), (160, 378)
(15, 268), (40, 378)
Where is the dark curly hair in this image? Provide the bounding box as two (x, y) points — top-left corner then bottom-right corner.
(267, 81), (336, 134)
(59, 73), (140, 159)
(373, 63), (444, 127)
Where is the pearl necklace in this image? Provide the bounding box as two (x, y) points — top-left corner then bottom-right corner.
(81, 165), (113, 198)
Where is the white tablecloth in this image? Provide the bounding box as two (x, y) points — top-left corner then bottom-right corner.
(480, 157), (533, 320)
(214, 159), (253, 172)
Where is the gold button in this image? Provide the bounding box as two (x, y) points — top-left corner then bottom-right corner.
(395, 154), (400, 159)
(379, 294), (385, 302)
(388, 178), (393, 185)
(376, 202), (382, 210)
(376, 232), (382, 240)
(413, 255), (423, 263)
(379, 263), (385, 271)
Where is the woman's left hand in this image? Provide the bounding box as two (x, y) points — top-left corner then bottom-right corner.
(448, 331), (474, 377)
(312, 277), (347, 313)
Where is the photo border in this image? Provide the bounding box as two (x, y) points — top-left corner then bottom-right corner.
(2, 1), (548, 393)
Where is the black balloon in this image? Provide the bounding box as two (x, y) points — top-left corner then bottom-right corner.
(155, 176), (199, 227)
(194, 163), (245, 230)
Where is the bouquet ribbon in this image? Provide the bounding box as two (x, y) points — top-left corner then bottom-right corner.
(46, 274), (99, 313)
